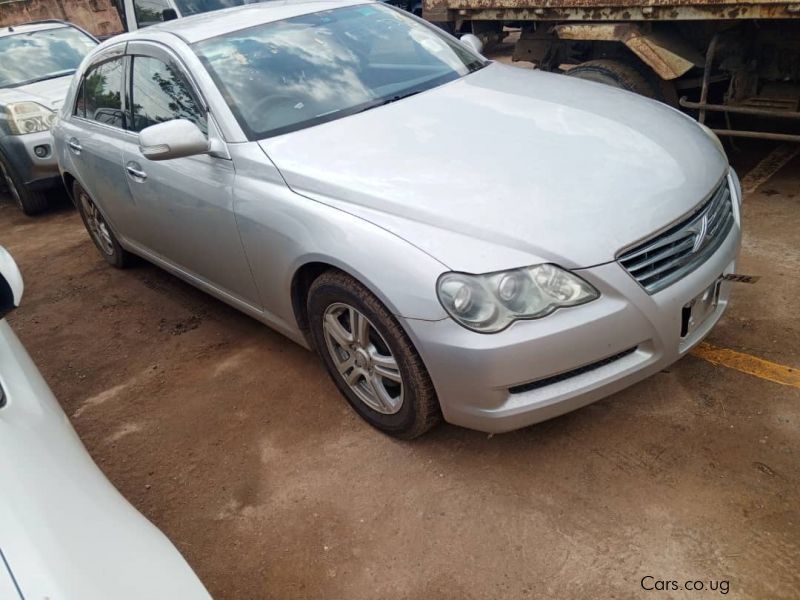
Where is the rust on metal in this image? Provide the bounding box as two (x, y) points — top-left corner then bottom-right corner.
(425, 0), (800, 21)
(712, 129), (800, 141)
(427, 0), (798, 9)
(626, 33), (698, 78)
(554, 22), (634, 39)
(680, 97), (800, 118)
(554, 23), (702, 78)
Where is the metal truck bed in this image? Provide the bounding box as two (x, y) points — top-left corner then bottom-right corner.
(425, 0), (800, 22)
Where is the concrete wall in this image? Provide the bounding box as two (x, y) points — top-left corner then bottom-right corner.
(0, 0), (124, 37)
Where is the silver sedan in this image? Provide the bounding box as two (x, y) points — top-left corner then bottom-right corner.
(53, 0), (741, 438)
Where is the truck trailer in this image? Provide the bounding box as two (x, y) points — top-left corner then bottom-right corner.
(425, 0), (800, 141)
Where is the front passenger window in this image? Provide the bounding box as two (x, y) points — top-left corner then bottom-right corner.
(129, 56), (207, 135)
(75, 58), (125, 128)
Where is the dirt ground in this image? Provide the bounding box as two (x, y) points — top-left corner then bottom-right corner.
(2, 65), (800, 600)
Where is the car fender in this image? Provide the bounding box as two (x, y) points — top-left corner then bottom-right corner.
(229, 144), (450, 338)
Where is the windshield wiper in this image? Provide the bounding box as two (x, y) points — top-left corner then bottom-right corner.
(378, 89), (424, 106)
(468, 60), (488, 73)
(3, 69), (75, 89)
(352, 89), (425, 116)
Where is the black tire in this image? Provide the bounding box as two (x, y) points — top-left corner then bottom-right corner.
(565, 59), (663, 101)
(0, 149), (49, 216)
(73, 181), (132, 269)
(308, 270), (441, 439)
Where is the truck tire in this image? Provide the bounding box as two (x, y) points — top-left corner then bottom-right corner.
(0, 149), (49, 216)
(565, 59), (662, 100)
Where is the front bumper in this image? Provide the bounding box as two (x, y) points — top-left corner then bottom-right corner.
(402, 204), (742, 434)
(0, 131), (60, 189)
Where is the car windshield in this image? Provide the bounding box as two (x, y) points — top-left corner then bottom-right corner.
(193, 4), (486, 139)
(0, 26), (97, 88)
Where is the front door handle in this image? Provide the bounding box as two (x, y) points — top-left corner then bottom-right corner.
(68, 138), (82, 154)
(125, 162), (147, 181)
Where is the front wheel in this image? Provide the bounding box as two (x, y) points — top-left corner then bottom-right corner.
(0, 149), (49, 216)
(308, 270), (441, 439)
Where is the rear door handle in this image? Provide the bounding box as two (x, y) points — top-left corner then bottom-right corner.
(68, 138), (82, 154)
(125, 162), (147, 181)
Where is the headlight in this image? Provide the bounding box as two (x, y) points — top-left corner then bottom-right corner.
(698, 122), (726, 159)
(3, 102), (56, 135)
(437, 264), (600, 333)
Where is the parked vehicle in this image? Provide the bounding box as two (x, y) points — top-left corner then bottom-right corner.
(384, 0), (424, 16)
(0, 0), (123, 40)
(424, 0), (800, 142)
(0, 21), (98, 215)
(0, 246), (212, 599)
(114, 0), (265, 31)
(53, 0), (741, 438)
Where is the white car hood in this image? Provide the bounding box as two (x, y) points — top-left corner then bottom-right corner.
(260, 63), (728, 272)
(0, 74), (74, 110)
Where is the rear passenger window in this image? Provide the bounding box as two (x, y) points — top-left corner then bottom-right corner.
(75, 58), (125, 128)
(129, 56), (207, 134)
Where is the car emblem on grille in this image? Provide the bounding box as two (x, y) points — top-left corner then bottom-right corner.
(692, 214), (710, 253)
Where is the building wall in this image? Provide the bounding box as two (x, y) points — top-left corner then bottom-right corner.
(0, 0), (124, 37)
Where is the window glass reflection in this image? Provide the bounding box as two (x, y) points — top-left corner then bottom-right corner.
(194, 4), (484, 139)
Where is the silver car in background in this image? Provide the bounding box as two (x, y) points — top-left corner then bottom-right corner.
(53, 0), (742, 438)
(0, 247), (211, 599)
(0, 21), (97, 214)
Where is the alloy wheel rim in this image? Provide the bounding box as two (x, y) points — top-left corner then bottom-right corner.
(0, 160), (22, 207)
(79, 192), (114, 256)
(322, 302), (404, 415)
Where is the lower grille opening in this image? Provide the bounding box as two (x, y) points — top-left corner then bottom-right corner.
(680, 305), (692, 337)
(508, 347), (639, 395)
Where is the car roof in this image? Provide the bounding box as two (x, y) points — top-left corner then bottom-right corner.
(143, 0), (372, 44)
(0, 21), (77, 39)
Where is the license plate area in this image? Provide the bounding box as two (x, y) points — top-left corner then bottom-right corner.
(681, 279), (721, 338)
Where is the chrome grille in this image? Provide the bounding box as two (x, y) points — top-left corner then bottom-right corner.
(618, 180), (734, 294)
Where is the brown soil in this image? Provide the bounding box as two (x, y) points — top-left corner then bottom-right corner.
(1, 144), (798, 598)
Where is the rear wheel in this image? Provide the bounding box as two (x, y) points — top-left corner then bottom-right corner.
(565, 59), (663, 100)
(0, 149), (49, 216)
(308, 270), (441, 439)
(73, 181), (131, 268)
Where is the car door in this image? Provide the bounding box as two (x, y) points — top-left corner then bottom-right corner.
(120, 43), (261, 307)
(60, 46), (140, 235)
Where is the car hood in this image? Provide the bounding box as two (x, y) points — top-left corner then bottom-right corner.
(0, 75), (74, 110)
(260, 63), (728, 272)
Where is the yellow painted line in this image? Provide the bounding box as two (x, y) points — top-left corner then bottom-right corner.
(691, 342), (800, 388)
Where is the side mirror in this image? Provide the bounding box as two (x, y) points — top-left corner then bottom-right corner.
(162, 8), (178, 21)
(460, 33), (483, 55)
(139, 119), (209, 161)
(0, 247), (23, 319)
